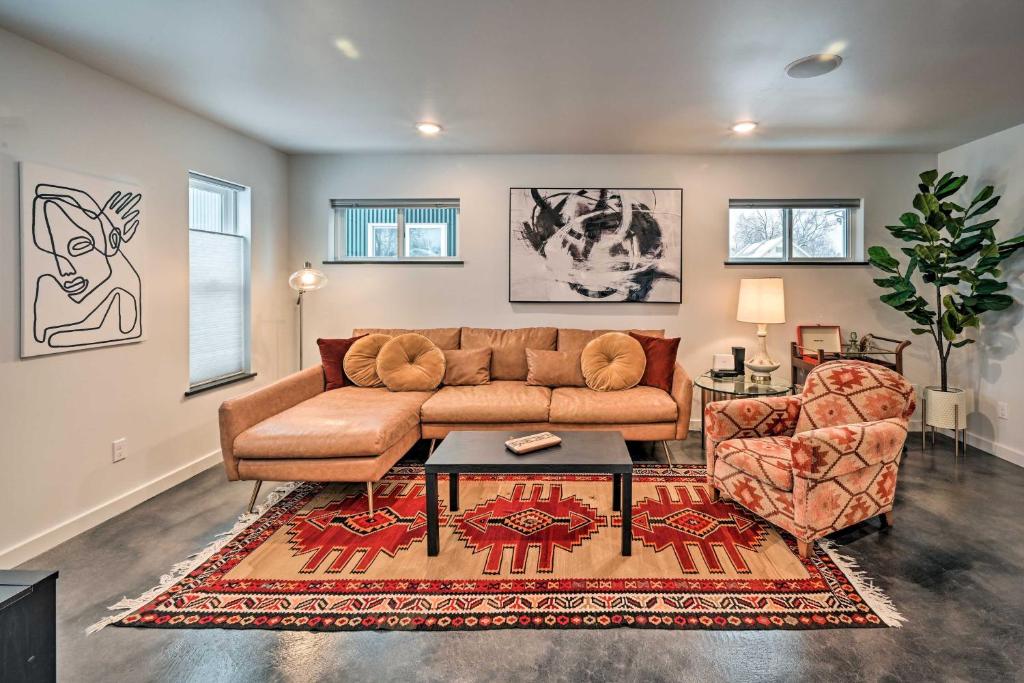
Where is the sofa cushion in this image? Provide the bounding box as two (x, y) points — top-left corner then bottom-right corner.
(377, 333), (446, 391)
(421, 381), (552, 423)
(717, 436), (794, 491)
(581, 332), (646, 391)
(316, 335), (364, 390)
(525, 349), (585, 387)
(557, 328), (664, 355)
(343, 334), (392, 387)
(443, 348), (491, 386)
(460, 327), (557, 380)
(549, 386), (677, 424)
(353, 327), (461, 350)
(233, 387), (432, 459)
(629, 332), (680, 393)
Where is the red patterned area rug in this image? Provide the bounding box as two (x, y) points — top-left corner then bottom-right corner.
(89, 465), (903, 632)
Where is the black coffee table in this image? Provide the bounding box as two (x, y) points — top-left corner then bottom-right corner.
(423, 431), (633, 556)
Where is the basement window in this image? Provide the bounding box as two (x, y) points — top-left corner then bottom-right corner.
(329, 199), (460, 262)
(727, 198), (864, 264)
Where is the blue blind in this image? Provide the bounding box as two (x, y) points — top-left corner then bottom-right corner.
(344, 207), (458, 257)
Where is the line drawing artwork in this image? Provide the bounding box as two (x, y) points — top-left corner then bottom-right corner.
(20, 163), (144, 357)
(509, 188), (682, 303)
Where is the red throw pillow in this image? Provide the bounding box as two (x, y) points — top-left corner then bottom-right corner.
(317, 335), (365, 390)
(629, 332), (680, 393)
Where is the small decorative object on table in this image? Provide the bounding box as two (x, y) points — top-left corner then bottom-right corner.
(505, 432), (562, 454)
(710, 353), (741, 379)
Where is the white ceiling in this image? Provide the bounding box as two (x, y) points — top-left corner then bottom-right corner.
(1, 0), (1023, 154)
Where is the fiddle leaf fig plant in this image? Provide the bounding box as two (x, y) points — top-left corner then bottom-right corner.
(869, 169), (1024, 391)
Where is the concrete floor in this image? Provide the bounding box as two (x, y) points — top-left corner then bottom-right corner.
(18, 435), (1024, 683)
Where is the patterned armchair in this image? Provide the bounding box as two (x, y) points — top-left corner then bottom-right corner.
(704, 360), (916, 558)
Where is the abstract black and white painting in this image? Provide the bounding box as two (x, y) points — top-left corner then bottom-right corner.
(509, 188), (682, 303)
(20, 163), (144, 357)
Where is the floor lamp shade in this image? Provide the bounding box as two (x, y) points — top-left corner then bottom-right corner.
(289, 261), (327, 369)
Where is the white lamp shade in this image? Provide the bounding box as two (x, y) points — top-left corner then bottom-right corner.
(737, 277), (786, 324)
(288, 261), (327, 292)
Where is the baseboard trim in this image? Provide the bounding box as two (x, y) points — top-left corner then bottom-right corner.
(0, 450), (223, 569)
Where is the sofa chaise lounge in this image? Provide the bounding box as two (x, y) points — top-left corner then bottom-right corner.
(219, 327), (693, 511)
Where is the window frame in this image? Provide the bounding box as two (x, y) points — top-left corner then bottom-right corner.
(329, 199), (461, 263)
(727, 198), (863, 265)
(186, 172), (254, 394)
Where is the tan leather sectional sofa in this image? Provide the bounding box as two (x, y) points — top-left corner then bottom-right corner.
(219, 327), (693, 509)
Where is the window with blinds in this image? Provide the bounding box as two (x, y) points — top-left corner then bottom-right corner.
(188, 174), (251, 389)
(727, 198), (862, 263)
(329, 199), (460, 261)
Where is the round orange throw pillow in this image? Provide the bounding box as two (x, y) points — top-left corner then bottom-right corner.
(581, 332), (647, 391)
(376, 333), (446, 391)
(342, 333), (392, 387)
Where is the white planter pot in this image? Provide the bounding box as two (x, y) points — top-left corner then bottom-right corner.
(924, 386), (967, 429)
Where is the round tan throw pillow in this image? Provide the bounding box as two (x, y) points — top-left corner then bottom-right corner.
(342, 333), (392, 387)
(376, 333), (446, 391)
(581, 332), (647, 391)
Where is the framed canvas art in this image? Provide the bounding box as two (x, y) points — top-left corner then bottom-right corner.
(20, 162), (145, 357)
(509, 188), (682, 303)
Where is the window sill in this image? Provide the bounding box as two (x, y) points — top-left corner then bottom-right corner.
(184, 372), (257, 397)
(323, 259), (464, 265)
(723, 260), (869, 266)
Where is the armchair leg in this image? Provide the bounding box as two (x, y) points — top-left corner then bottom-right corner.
(661, 440), (674, 466)
(708, 479), (719, 502)
(797, 540), (813, 559)
(367, 482), (375, 517)
(882, 510), (894, 527)
(246, 480), (263, 513)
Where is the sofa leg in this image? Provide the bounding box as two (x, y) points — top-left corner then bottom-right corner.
(882, 510), (895, 527)
(367, 482), (375, 517)
(247, 480), (263, 513)
(661, 441), (674, 466)
(428, 439), (437, 456)
(797, 540), (813, 559)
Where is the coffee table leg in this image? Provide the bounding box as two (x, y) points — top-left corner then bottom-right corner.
(426, 471), (439, 556)
(621, 472), (632, 556)
(612, 473), (621, 512)
(449, 472), (459, 511)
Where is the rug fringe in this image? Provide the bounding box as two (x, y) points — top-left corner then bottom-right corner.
(816, 539), (906, 627)
(85, 482), (300, 635)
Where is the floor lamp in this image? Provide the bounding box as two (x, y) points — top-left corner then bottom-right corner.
(288, 261), (327, 369)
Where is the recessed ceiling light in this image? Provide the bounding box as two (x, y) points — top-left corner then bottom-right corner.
(785, 53), (843, 79)
(333, 37), (360, 60)
(731, 121), (758, 134)
(415, 121), (443, 136)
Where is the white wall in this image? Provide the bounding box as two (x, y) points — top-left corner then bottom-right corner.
(289, 152), (936, 419)
(940, 123), (1024, 467)
(0, 29), (294, 566)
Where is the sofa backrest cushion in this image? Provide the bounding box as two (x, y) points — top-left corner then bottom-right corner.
(557, 328), (665, 355)
(443, 348), (492, 386)
(353, 327), (461, 350)
(460, 327), (557, 380)
(525, 349), (586, 387)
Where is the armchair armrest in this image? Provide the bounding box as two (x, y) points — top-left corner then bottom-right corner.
(670, 362), (694, 440)
(218, 366), (324, 479)
(791, 417), (909, 481)
(704, 395), (802, 443)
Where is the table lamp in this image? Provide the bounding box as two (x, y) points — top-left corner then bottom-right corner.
(288, 261), (327, 369)
(736, 277), (785, 383)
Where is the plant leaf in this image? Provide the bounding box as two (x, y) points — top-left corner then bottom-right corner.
(970, 185), (994, 205)
(867, 246), (900, 273)
(919, 169), (938, 186)
(966, 196), (1000, 218)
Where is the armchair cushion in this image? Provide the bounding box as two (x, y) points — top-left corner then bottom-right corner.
(704, 395), (802, 443)
(791, 417), (909, 480)
(717, 436), (794, 490)
(795, 360), (916, 433)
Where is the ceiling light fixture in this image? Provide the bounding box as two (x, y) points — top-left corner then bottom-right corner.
(415, 121), (443, 136)
(785, 53), (843, 79)
(333, 38), (360, 60)
(731, 121), (758, 134)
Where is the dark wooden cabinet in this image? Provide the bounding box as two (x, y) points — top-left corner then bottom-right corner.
(1, 570), (58, 683)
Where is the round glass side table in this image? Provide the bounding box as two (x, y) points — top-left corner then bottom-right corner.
(694, 372), (793, 448)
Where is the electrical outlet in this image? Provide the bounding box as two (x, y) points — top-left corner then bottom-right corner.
(112, 438), (127, 463)
(997, 402), (1009, 420)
